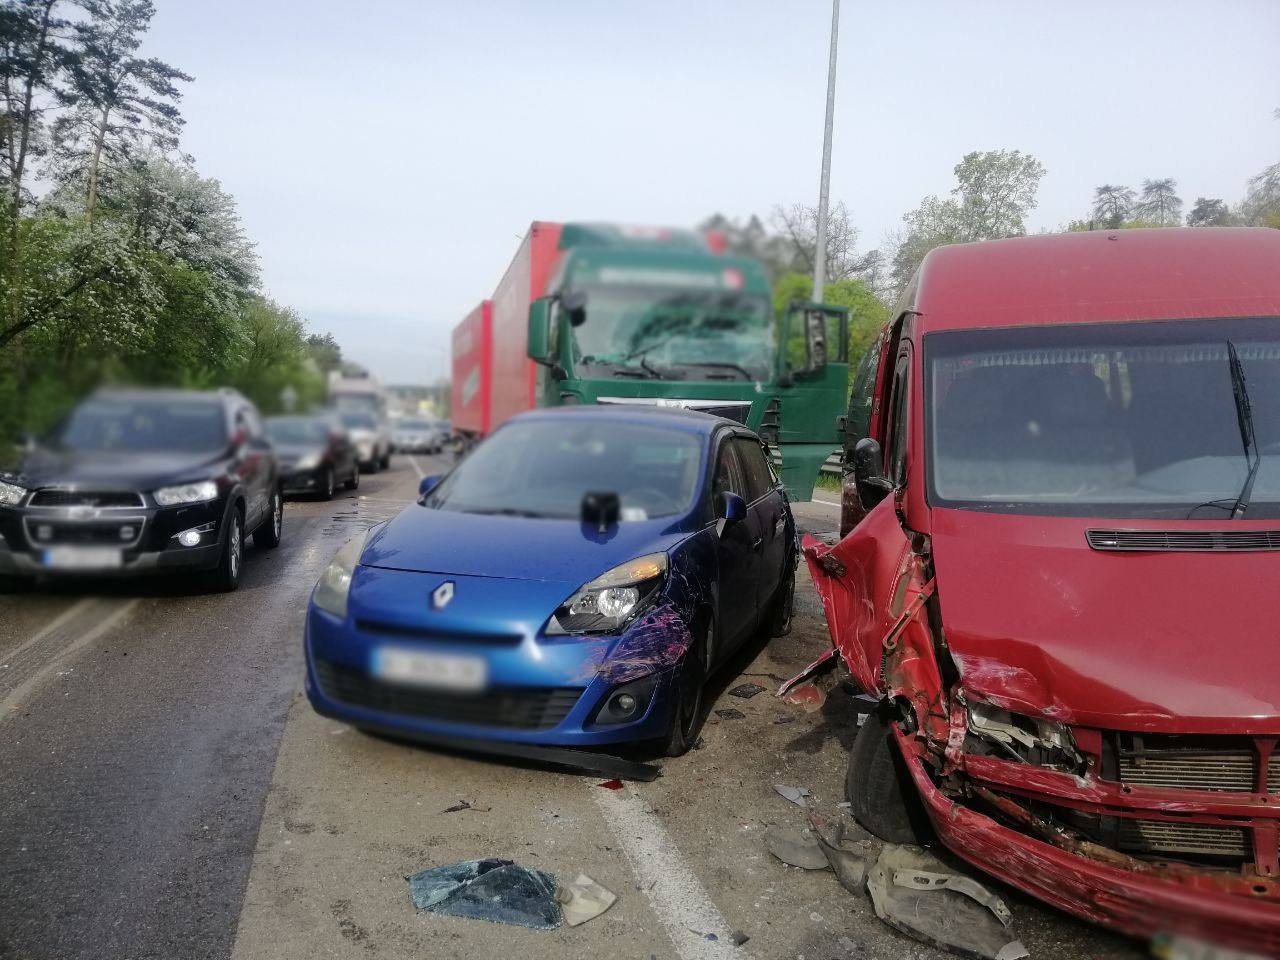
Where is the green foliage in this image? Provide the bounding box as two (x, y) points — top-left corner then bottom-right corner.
(0, 0), (337, 450)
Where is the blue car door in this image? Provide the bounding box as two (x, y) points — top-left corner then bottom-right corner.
(710, 435), (758, 650)
(734, 437), (786, 615)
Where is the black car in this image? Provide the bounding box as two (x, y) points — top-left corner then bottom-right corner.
(0, 388), (283, 591)
(265, 414), (359, 499)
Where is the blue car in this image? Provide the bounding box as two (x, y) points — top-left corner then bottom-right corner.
(304, 406), (797, 759)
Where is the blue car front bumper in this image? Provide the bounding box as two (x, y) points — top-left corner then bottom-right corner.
(303, 604), (685, 749)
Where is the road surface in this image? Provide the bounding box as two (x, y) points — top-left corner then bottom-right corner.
(0, 457), (1140, 960)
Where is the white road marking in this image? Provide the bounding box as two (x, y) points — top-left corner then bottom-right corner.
(812, 494), (841, 506)
(1, 597), (94, 665)
(0, 599), (138, 719)
(407, 455), (425, 479)
(592, 782), (743, 960)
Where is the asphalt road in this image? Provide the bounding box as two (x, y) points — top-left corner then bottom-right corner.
(0, 459), (1142, 960)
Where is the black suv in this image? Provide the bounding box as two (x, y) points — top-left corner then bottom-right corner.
(0, 388), (283, 591)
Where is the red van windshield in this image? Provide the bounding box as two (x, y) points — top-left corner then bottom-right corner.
(925, 316), (1280, 519)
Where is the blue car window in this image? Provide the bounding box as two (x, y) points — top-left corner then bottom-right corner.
(428, 420), (704, 520)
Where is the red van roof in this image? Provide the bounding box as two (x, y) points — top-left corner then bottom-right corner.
(915, 227), (1280, 333)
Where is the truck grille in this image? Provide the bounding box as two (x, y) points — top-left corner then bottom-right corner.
(1086, 528), (1280, 552)
(1117, 819), (1249, 859)
(29, 489), (145, 508)
(314, 659), (581, 731)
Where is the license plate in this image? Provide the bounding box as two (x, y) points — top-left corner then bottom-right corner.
(42, 547), (124, 570)
(371, 647), (488, 692)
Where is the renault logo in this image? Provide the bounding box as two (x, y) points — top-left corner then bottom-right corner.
(431, 581), (455, 610)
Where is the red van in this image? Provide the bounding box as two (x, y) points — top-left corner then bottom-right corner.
(808, 227), (1280, 953)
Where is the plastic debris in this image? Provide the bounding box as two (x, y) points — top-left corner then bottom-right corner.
(773, 715), (796, 724)
(773, 784), (813, 807)
(730, 931), (750, 946)
(728, 682), (765, 699)
(714, 708), (746, 720)
(866, 845), (1028, 959)
(781, 681), (826, 712)
(596, 778), (624, 790)
(408, 858), (561, 929)
(556, 873), (617, 926)
(765, 827), (829, 870)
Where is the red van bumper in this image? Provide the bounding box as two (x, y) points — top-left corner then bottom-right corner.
(895, 729), (1280, 957)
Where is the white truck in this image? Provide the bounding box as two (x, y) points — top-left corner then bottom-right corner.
(326, 369), (392, 471)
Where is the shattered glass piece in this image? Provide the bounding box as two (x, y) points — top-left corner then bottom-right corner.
(773, 784), (813, 807)
(866, 845), (1027, 959)
(556, 873), (617, 926)
(765, 827), (830, 870)
(408, 858), (562, 929)
(714, 708), (745, 720)
(728, 682), (765, 699)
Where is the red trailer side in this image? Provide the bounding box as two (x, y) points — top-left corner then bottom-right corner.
(450, 300), (492, 438)
(488, 221), (564, 431)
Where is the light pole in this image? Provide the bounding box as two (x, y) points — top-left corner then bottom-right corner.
(812, 0), (840, 303)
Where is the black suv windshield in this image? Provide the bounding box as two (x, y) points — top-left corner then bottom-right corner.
(926, 317), (1280, 518)
(427, 419), (704, 520)
(53, 398), (228, 453)
(266, 418), (330, 445)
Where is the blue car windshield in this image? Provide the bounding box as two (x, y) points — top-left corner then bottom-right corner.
(427, 420), (704, 520)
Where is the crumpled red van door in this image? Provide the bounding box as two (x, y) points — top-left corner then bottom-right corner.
(803, 495), (915, 696)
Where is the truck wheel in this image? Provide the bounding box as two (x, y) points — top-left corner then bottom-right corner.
(206, 510), (243, 592)
(662, 624), (710, 757)
(847, 711), (929, 844)
(253, 489), (283, 549)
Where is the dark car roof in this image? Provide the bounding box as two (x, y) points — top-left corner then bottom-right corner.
(913, 227), (1280, 334)
(89, 387), (247, 406)
(510, 404), (748, 439)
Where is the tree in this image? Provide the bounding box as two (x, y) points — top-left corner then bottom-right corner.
(1133, 178), (1183, 226)
(773, 273), (890, 376)
(1242, 162), (1280, 228)
(768, 200), (879, 285)
(306, 333), (343, 375)
(889, 149), (1046, 292)
(54, 0), (189, 226)
(1186, 197), (1235, 227)
(1092, 184), (1135, 229)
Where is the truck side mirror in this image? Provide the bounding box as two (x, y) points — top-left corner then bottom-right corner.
(527, 298), (553, 363)
(804, 309), (828, 371)
(560, 289), (588, 327)
(852, 438), (894, 510)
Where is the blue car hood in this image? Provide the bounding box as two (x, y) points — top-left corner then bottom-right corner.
(360, 505), (693, 584)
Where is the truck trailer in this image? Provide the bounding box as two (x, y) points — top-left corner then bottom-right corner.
(450, 221), (849, 499)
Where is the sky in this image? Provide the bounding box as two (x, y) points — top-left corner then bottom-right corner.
(147, 0), (1280, 385)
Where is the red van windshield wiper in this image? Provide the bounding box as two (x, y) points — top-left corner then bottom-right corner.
(1226, 340), (1262, 519)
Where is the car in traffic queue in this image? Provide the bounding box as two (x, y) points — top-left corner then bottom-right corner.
(333, 408), (392, 472)
(0, 387), (283, 591)
(265, 414), (360, 500)
(304, 406), (797, 757)
(391, 416), (446, 454)
(810, 227), (1280, 955)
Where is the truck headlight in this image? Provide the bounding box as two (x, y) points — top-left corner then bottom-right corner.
(154, 480), (218, 506)
(313, 533), (366, 618)
(547, 553), (667, 635)
(0, 479), (26, 506)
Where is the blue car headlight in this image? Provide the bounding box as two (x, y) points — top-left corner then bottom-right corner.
(546, 553), (667, 636)
(313, 533), (367, 618)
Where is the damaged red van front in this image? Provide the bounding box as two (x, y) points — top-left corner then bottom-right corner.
(808, 227), (1280, 954)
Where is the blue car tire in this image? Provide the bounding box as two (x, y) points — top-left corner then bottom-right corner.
(662, 621), (710, 757)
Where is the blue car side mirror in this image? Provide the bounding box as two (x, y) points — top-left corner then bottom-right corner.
(418, 474), (443, 498)
(717, 491), (746, 523)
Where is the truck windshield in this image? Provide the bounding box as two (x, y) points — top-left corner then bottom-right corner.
(926, 317), (1280, 518)
(568, 286), (773, 381)
(425, 419), (703, 520)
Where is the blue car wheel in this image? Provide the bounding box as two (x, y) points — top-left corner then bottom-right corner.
(662, 621), (710, 757)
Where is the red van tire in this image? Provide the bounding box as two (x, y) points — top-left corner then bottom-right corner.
(847, 711), (929, 845)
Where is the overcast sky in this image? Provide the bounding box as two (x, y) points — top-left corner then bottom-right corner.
(148, 0), (1280, 385)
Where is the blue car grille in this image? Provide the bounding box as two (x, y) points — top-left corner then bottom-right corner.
(314, 658), (582, 731)
(355, 619), (523, 645)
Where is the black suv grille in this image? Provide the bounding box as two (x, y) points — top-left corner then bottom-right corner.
(25, 518), (143, 547)
(29, 489), (145, 508)
(314, 659), (582, 731)
(1087, 529), (1280, 552)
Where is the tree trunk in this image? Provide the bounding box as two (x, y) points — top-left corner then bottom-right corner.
(86, 105), (110, 229)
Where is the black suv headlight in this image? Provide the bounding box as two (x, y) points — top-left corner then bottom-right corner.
(546, 553), (667, 636)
